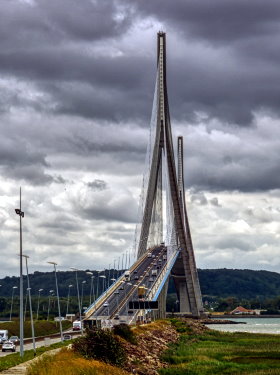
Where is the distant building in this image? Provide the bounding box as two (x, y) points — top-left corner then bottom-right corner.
(230, 306), (254, 315)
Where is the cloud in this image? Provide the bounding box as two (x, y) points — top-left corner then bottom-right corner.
(0, 1), (279, 277)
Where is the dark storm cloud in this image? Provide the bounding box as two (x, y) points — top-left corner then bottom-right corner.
(129, 0), (280, 125)
(0, 138), (53, 185)
(131, 0), (280, 43)
(86, 180), (107, 191)
(0, 0), (132, 47)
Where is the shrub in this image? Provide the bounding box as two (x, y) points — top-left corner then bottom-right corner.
(113, 323), (137, 344)
(72, 328), (126, 367)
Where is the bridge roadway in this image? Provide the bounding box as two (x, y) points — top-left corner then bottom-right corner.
(85, 245), (168, 322)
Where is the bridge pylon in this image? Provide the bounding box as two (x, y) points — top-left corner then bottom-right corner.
(137, 32), (203, 317)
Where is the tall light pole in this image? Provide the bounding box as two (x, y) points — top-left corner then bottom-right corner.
(15, 187), (24, 357)
(66, 285), (73, 316)
(9, 286), (18, 321)
(47, 290), (54, 321)
(81, 280), (86, 311)
(107, 264), (111, 289)
(100, 274), (106, 295)
(96, 271), (101, 299)
(47, 262), (63, 341)
(70, 268), (82, 334)
(36, 289), (43, 320)
(86, 272), (94, 305)
(21, 254), (36, 355)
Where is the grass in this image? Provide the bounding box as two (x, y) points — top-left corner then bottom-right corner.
(0, 339), (72, 372)
(0, 319), (72, 337)
(159, 326), (280, 375)
(27, 348), (129, 375)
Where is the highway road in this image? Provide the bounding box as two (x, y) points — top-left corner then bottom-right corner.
(0, 331), (80, 358)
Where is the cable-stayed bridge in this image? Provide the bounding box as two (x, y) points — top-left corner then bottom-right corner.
(84, 32), (204, 326)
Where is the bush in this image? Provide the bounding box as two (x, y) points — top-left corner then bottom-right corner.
(113, 324), (137, 344)
(72, 328), (126, 367)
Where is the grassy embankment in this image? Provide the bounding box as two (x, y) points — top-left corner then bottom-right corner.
(0, 340), (72, 372)
(27, 349), (128, 375)
(160, 319), (280, 375)
(0, 319), (71, 337)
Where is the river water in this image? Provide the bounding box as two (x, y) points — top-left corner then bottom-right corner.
(206, 318), (280, 334)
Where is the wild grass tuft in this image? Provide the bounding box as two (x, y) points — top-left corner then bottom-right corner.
(27, 348), (128, 375)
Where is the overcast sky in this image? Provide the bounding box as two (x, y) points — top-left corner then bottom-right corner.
(1, 0), (280, 278)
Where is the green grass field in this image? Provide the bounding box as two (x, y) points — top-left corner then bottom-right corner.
(160, 328), (280, 375)
(0, 319), (71, 337)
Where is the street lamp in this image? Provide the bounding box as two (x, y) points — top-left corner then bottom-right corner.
(70, 268), (82, 334)
(99, 274), (106, 295)
(9, 286), (18, 321)
(36, 289), (44, 320)
(21, 254), (36, 355)
(86, 272), (94, 305)
(47, 290), (54, 321)
(66, 285), (73, 316)
(47, 262), (63, 341)
(81, 281), (86, 311)
(15, 187), (24, 357)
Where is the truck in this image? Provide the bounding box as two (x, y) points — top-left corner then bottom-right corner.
(72, 320), (82, 331)
(147, 252), (152, 258)
(0, 330), (8, 344)
(138, 286), (146, 300)
(124, 270), (130, 281)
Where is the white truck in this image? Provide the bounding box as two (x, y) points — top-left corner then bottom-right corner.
(151, 269), (158, 277)
(0, 330), (8, 344)
(72, 320), (82, 331)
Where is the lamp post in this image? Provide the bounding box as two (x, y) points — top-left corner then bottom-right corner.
(36, 289), (43, 320)
(107, 264), (111, 289)
(86, 272), (94, 305)
(15, 187), (24, 357)
(66, 285), (73, 316)
(99, 274), (106, 295)
(70, 268), (82, 334)
(21, 254), (36, 354)
(47, 290), (54, 321)
(47, 262), (63, 341)
(9, 286), (18, 321)
(81, 280), (86, 311)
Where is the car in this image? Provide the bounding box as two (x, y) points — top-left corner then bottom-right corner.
(2, 341), (16, 352)
(103, 301), (109, 307)
(62, 334), (72, 341)
(133, 270), (138, 274)
(9, 336), (19, 345)
(134, 276), (139, 280)
(119, 286), (124, 290)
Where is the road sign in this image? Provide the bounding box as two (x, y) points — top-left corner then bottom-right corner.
(129, 301), (158, 310)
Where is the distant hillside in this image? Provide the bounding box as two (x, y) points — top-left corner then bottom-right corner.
(1, 268), (280, 299)
(198, 269), (280, 299)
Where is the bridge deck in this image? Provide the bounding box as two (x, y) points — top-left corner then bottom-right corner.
(84, 245), (179, 323)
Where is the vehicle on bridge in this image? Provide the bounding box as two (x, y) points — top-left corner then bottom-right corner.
(151, 269), (157, 277)
(124, 271), (130, 280)
(138, 286), (146, 300)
